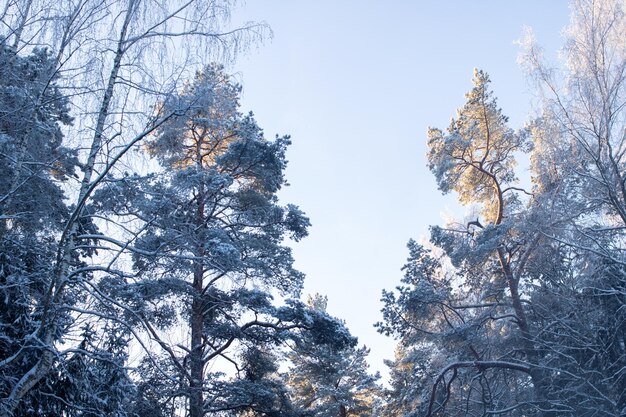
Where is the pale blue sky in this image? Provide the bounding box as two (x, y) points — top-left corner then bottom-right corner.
(230, 1), (569, 380)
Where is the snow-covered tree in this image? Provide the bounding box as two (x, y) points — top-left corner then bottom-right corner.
(286, 294), (380, 417)
(377, 345), (432, 417)
(379, 1), (626, 415)
(427, 69), (529, 225)
(0, 42), (75, 236)
(31, 326), (136, 417)
(0, 41), (80, 416)
(0, 1), (271, 414)
(518, 0), (626, 413)
(428, 70), (552, 415)
(380, 72), (557, 416)
(93, 65), (310, 417)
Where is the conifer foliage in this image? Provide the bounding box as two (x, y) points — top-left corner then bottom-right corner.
(0, 1), (344, 415)
(2, 0), (625, 416)
(379, 1), (626, 416)
(93, 64), (311, 417)
(286, 295), (380, 417)
(0, 41), (79, 415)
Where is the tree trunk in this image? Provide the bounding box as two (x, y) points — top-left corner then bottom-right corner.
(492, 172), (555, 416)
(189, 273), (205, 417)
(497, 248), (555, 417)
(189, 142), (206, 417)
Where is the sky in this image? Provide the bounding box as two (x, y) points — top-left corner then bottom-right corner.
(229, 1), (570, 381)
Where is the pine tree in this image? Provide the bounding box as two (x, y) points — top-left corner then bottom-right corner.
(380, 72), (551, 416)
(94, 64), (310, 417)
(378, 345), (431, 417)
(286, 295), (380, 417)
(1, 1), (271, 411)
(380, 1), (626, 414)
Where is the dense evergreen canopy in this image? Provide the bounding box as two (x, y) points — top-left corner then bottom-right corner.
(0, 0), (624, 416)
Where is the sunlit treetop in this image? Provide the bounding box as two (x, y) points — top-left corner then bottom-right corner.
(146, 64), (242, 169)
(427, 69), (530, 224)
